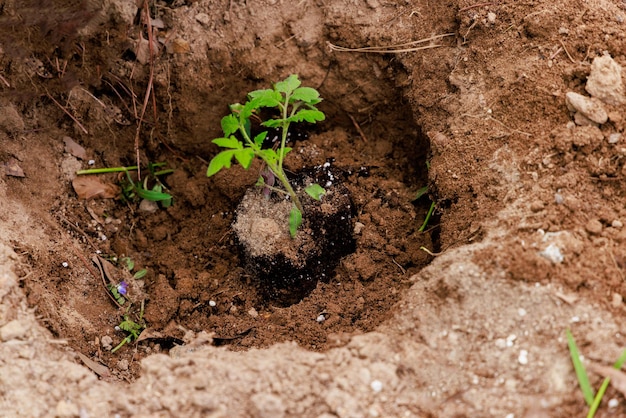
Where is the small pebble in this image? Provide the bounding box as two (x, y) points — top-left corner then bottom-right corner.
(554, 193), (564, 204)
(612, 220), (623, 229)
(608, 133), (622, 144)
(487, 12), (496, 23)
(195, 13), (211, 26)
(316, 314), (326, 323)
(518, 349), (529, 365)
(370, 380), (383, 393)
(247, 307), (259, 318)
(101, 335), (113, 350)
(117, 359), (129, 371)
(62, 262), (69, 268)
(208, 300), (216, 307)
(88, 160), (95, 165)
(518, 308), (527, 317)
(608, 398), (619, 408)
(585, 219), (603, 235)
(612, 293), (623, 308)
(539, 243), (564, 264)
(529, 200), (544, 212)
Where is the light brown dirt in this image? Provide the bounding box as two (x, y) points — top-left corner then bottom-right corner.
(2, 0), (626, 416)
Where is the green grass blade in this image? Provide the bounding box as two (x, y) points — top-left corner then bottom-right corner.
(418, 201), (436, 232)
(586, 347), (626, 418)
(566, 329), (595, 406)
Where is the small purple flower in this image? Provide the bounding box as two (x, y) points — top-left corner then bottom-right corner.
(117, 281), (128, 296)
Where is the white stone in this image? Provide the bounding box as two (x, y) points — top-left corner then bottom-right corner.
(586, 54), (626, 105)
(539, 243), (564, 264)
(565, 92), (608, 124)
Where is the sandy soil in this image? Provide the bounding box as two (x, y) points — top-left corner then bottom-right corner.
(2, 0), (626, 416)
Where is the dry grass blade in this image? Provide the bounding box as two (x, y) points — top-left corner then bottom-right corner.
(588, 362), (626, 397)
(328, 33), (455, 53)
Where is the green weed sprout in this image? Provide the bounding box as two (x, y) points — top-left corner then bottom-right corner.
(207, 74), (326, 237)
(77, 162), (173, 206)
(111, 301), (145, 353)
(566, 329), (626, 417)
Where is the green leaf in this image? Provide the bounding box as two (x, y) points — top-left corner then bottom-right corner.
(275, 74), (301, 94)
(133, 269), (148, 279)
(248, 89), (282, 108)
(305, 184), (326, 200)
(566, 329), (595, 407)
(212, 136), (243, 149)
(261, 119), (284, 129)
(136, 187), (173, 202)
(234, 148), (255, 169)
(413, 185), (429, 201)
(287, 109), (325, 124)
(221, 114), (239, 136)
(290, 87), (320, 103)
(253, 131), (268, 147)
(207, 150), (236, 177)
(289, 206), (302, 238)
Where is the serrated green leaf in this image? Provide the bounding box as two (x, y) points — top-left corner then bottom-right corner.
(248, 89), (282, 108)
(289, 206), (302, 238)
(206, 150), (236, 177)
(305, 183), (326, 200)
(261, 119), (284, 128)
(275, 74), (301, 94)
(287, 109), (325, 124)
(221, 114), (239, 136)
(290, 86), (320, 103)
(234, 148), (255, 169)
(212, 136), (243, 149)
(254, 131), (268, 146)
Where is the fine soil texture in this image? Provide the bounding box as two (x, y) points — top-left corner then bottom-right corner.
(2, 0), (626, 417)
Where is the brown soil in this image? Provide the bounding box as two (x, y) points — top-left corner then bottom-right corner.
(2, 0), (626, 417)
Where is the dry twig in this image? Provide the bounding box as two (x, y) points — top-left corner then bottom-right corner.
(328, 33), (455, 54)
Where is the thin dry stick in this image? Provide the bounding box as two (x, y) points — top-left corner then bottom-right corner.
(328, 33), (455, 53)
(0, 74), (9, 87)
(559, 40), (576, 64)
(548, 46), (563, 60)
(348, 113), (369, 143)
(134, 0), (157, 180)
(47, 93), (88, 134)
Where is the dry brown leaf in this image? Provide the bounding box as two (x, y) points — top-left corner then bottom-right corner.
(587, 362), (626, 396)
(76, 352), (111, 379)
(72, 176), (120, 199)
(3, 158), (25, 177)
(63, 136), (87, 160)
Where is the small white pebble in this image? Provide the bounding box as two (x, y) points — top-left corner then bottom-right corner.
(505, 414), (515, 418)
(608, 133), (622, 144)
(487, 12), (496, 23)
(571, 316), (580, 323)
(99, 234), (107, 241)
(495, 338), (507, 349)
(316, 314), (326, 323)
(518, 308), (527, 317)
(608, 398), (619, 408)
(61, 262), (69, 268)
(518, 349), (529, 365)
(370, 380), (383, 393)
(612, 220), (623, 229)
(506, 334), (517, 347)
(88, 160), (95, 165)
(208, 300), (216, 307)
(555, 193), (564, 204)
(95, 250), (101, 254)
